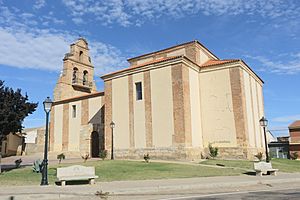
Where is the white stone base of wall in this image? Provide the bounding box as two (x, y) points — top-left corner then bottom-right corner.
(48, 146), (265, 161)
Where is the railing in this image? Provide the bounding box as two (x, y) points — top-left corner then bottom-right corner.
(72, 77), (93, 88)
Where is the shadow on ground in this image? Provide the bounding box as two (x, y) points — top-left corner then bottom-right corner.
(0, 164), (31, 172)
(243, 171), (257, 176)
(55, 180), (90, 186)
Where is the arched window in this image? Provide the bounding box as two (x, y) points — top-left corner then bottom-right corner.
(83, 70), (88, 85)
(79, 51), (83, 62)
(72, 67), (78, 83)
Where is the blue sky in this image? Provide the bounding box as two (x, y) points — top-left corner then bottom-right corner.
(0, 0), (299, 137)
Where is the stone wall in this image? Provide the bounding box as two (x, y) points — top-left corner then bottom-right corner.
(109, 146), (265, 161)
(24, 128), (45, 155)
(111, 146), (203, 160)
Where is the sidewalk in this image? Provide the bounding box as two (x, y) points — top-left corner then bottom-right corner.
(0, 172), (300, 200)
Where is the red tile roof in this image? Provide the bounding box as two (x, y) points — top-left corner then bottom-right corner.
(200, 59), (240, 67)
(101, 56), (182, 78)
(127, 40), (219, 61)
(53, 91), (104, 105)
(289, 120), (300, 129)
(101, 56), (263, 84)
(200, 59), (264, 83)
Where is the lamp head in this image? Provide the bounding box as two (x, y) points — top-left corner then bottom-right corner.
(43, 97), (53, 113)
(110, 121), (115, 129)
(259, 116), (268, 127)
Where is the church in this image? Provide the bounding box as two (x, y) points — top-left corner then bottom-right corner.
(49, 38), (266, 160)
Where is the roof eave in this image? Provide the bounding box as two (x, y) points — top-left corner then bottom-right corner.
(127, 40), (219, 62)
(101, 56), (184, 80)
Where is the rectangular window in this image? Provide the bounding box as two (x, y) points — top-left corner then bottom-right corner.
(72, 105), (76, 118)
(135, 82), (143, 100)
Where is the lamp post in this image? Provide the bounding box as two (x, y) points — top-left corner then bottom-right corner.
(41, 97), (52, 186)
(259, 116), (269, 163)
(110, 121), (115, 160)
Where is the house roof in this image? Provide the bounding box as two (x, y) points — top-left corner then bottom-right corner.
(102, 55), (263, 84)
(201, 59), (264, 84)
(53, 91), (104, 105)
(289, 120), (300, 129)
(127, 40), (219, 62)
(200, 59), (240, 67)
(23, 126), (45, 133)
(101, 56), (182, 79)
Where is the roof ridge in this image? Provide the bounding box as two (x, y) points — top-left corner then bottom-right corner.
(289, 120), (300, 128)
(101, 56), (183, 78)
(54, 91), (104, 104)
(127, 40), (219, 61)
(201, 59), (241, 67)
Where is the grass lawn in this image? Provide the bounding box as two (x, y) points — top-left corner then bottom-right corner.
(0, 160), (244, 186)
(201, 159), (300, 173)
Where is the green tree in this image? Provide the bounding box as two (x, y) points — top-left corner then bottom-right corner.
(0, 80), (38, 143)
(208, 143), (219, 159)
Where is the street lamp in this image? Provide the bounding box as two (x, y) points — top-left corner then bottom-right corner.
(110, 121), (115, 160)
(259, 116), (269, 163)
(41, 97), (52, 186)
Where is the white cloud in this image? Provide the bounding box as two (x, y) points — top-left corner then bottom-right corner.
(0, 5), (126, 74)
(272, 114), (300, 123)
(0, 27), (126, 74)
(90, 42), (127, 75)
(0, 4), (64, 29)
(42, 16), (65, 25)
(246, 54), (300, 74)
(72, 17), (84, 25)
(33, 0), (46, 10)
(0, 28), (70, 71)
(62, 0), (300, 27)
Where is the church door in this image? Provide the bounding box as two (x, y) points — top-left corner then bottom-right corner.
(91, 131), (99, 157)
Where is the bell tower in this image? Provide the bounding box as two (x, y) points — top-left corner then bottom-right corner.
(53, 38), (97, 101)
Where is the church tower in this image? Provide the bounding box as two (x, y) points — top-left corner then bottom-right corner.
(53, 38), (97, 101)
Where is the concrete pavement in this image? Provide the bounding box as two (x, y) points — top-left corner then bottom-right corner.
(0, 172), (300, 200)
(171, 188), (300, 200)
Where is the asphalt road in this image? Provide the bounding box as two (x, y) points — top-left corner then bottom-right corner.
(165, 188), (300, 200)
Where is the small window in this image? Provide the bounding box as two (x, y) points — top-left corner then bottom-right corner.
(135, 82), (142, 100)
(72, 67), (78, 83)
(72, 105), (76, 118)
(83, 70), (88, 85)
(79, 51), (83, 62)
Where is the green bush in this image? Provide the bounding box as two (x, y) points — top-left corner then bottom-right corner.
(143, 153), (150, 163)
(15, 158), (22, 168)
(99, 150), (108, 160)
(208, 144), (218, 159)
(255, 152), (263, 161)
(290, 152), (299, 160)
(81, 153), (90, 162)
(57, 153), (65, 164)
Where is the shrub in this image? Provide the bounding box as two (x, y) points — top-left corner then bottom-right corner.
(33, 159), (43, 173)
(95, 190), (109, 198)
(208, 144), (218, 159)
(81, 153), (90, 162)
(99, 150), (108, 160)
(290, 152), (299, 160)
(255, 152), (263, 161)
(15, 158), (22, 168)
(143, 153), (150, 163)
(57, 153), (66, 164)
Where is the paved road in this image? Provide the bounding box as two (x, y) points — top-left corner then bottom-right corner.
(1, 184), (300, 200)
(1, 169), (300, 200)
(164, 188), (300, 200)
